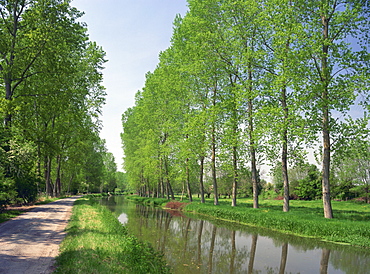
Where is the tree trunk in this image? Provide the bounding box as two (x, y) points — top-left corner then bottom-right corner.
(164, 157), (170, 199)
(322, 121), (333, 218)
(211, 127), (219, 205)
(44, 156), (53, 197)
(246, 65), (259, 209)
(186, 158), (192, 202)
(199, 156), (205, 203)
(164, 156), (174, 199)
(55, 155), (62, 197)
(232, 145), (238, 207)
(159, 157), (165, 198)
(156, 180), (160, 198)
(249, 98), (259, 209)
(211, 84), (219, 206)
(4, 78), (13, 128)
(168, 180), (175, 200)
(230, 74), (239, 207)
(281, 86), (290, 212)
(161, 179), (165, 198)
(36, 145), (42, 194)
(67, 175), (74, 194)
(3, 2), (22, 128)
(321, 15), (333, 219)
(147, 178), (150, 197)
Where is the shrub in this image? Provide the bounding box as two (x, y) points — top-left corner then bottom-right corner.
(0, 178), (17, 210)
(15, 176), (37, 204)
(164, 201), (188, 210)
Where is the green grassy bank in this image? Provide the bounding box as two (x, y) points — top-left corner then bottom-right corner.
(54, 197), (170, 274)
(127, 195), (370, 248)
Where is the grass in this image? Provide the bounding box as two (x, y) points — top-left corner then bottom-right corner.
(0, 209), (24, 223)
(182, 197), (370, 248)
(54, 197), (170, 274)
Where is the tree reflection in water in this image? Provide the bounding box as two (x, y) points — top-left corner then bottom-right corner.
(197, 220), (203, 266)
(279, 243), (288, 274)
(230, 230), (236, 274)
(320, 248), (330, 274)
(100, 196), (370, 274)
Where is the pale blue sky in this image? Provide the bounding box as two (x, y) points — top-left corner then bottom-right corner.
(72, 0), (189, 170)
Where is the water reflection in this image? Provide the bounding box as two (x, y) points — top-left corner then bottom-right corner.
(100, 196), (370, 274)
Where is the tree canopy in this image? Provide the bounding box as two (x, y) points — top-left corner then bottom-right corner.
(0, 0), (118, 206)
(121, 0), (370, 218)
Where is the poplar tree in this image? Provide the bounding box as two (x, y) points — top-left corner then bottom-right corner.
(298, 0), (369, 218)
(172, 3), (228, 205)
(259, 0), (309, 212)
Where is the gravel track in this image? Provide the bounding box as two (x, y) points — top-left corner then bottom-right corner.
(0, 196), (80, 274)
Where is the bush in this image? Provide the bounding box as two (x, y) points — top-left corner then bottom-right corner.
(15, 176), (37, 204)
(164, 201), (188, 210)
(126, 195), (169, 206)
(0, 178), (17, 210)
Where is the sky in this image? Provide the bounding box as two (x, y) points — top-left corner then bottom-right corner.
(71, 0), (189, 171)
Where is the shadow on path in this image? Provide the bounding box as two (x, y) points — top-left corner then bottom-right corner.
(0, 196), (81, 274)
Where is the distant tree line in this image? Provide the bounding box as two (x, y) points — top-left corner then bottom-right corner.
(0, 0), (118, 208)
(121, 0), (370, 218)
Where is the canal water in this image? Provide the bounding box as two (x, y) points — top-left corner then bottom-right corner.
(100, 196), (369, 274)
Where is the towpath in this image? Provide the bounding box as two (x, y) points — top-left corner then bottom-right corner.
(0, 196), (80, 274)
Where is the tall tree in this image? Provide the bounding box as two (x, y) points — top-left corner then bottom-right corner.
(259, 0), (309, 212)
(0, 1), (107, 198)
(299, 0), (369, 218)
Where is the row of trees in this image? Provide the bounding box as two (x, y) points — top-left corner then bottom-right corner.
(121, 0), (369, 218)
(0, 0), (118, 207)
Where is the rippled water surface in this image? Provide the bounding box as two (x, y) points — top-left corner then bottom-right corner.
(100, 196), (370, 274)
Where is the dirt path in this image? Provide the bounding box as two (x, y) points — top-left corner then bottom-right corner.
(0, 196), (80, 274)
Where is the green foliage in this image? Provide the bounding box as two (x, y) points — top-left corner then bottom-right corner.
(294, 164), (322, 200)
(14, 176), (37, 204)
(116, 172), (129, 191)
(55, 198), (170, 274)
(0, 178), (17, 210)
(126, 195), (170, 207)
(0, 0), (110, 200)
(120, 0), (369, 216)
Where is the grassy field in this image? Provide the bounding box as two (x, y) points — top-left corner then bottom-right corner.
(54, 197), (170, 274)
(126, 195), (370, 248)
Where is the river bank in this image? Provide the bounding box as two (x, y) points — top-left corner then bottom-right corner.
(126, 195), (370, 248)
(54, 197), (170, 274)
